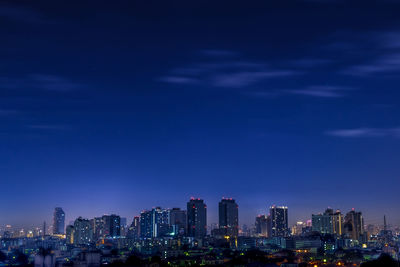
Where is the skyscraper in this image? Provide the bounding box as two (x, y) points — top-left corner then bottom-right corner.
(140, 207), (169, 238)
(312, 208), (334, 234)
(66, 225), (74, 244)
(187, 198), (207, 239)
(140, 210), (152, 238)
(120, 217), (128, 237)
(102, 214), (121, 238)
(270, 205), (289, 237)
(218, 198), (239, 238)
(332, 210), (343, 236)
(169, 208), (187, 235)
(344, 209), (364, 241)
(91, 217), (104, 240)
(128, 216), (140, 239)
(73, 217), (93, 245)
(255, 215), (271, 237)
(52, 207), (65, 235)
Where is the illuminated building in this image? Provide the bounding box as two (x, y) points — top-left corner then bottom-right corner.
(128, 216), (140, 239)
(120, 217), (127, 237)
(169, 208), (187, 235)
(73, 217), (93, 245)
(219, 198), (239, 238)
(270, 205), (289, 237)
(312, 208), (343, 236)
(52, 207), (65, 235)
(255, 215), (271, 237)
(66, 225), (74, 244)
(102, 214), (121, 238)
(140, 207), (169, 238)
(91, 217), (104, 240)
(344, 209), (364, 242)
(291, 221), (306, 236)
(187, 198), (207, 239)
(312, 209), (334, 234)
(140, 210), (152, 238)
(332, 210), (343, 236)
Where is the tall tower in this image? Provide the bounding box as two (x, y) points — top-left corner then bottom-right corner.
(218, 198), (239, 238)
(384, 215), (387, 232)
(102, 214), (121, 238)
(53, 207), (65, 235)
(128, 216), (140, 239)
(255, 215), (271, 237)
(73, 217), (93, 245)
(344, 209), (364, 241)
(169, 208), (187, 235)
(312, 208), (335, 235)
(43, 221), (46, 237)
(139, 208), (169, 238)
(332, 210), (343, 236)
(270, 205), (289, 237)
(187, 198), (207, 239)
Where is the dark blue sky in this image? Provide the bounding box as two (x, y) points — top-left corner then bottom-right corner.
(1, 0), (400, 228)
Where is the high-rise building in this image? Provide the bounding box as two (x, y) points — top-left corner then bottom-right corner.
(66, 225), (74, 244)
(291, 221), (306, 236)
(73, 217), (93, 245)
(91, 217), (104, 240)
(140, 210), (152, 238)
(169, 208), (187, 236)
(270, 205), (289, 237)
(120, 217), (128, 237)
(102, 215), (121, 238)
(312, 208), (334, 234)
(187, 198), (207, 239)
(344, 209), (364, 241)
(53, 207), (65, 235)
(255, 215), (268, 237)
(128, 216), (140, 239)
(218, 198), (239, 238)
(332, 210), (343, 236)
(140, 207), (169, 238)
(43, 221), (46, 237)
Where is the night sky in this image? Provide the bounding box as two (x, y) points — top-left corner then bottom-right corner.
(1, 0), (400, 229)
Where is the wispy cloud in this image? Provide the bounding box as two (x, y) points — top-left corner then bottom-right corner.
(284, 86), (351, 98)
(29, 74), (82, 91)
(380, 32), (400, 49)
(160, 54), (300, 89)
(212, 71), (297, 88)
(158, 76), (198, 85)
(289, 59), (333, 68)
(326, 127), (400, 138)
(0, 74), (82, 92)
(345, 54), (400, 75)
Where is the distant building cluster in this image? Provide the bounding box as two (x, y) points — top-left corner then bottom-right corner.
(0, 199), (399, 267)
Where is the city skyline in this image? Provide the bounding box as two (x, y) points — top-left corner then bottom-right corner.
(1, 0), (400, 230)
(0, 200), (395, 232)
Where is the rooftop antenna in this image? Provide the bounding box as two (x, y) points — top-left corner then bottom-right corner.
(384, 215), (387, 232)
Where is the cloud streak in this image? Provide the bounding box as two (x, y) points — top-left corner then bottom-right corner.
(160, 56), (300, 89)
(284, 86), (351, 98)
(326, 127), (400, 138)
(0, 74), (82, 92)
(345, 54), (400, 75)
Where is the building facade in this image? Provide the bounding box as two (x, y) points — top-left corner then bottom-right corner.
(218, 198), (239, 238)
(187, 198), (207, 239)
(270, 205), (289, 237)
(52, 207), (65, 235)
